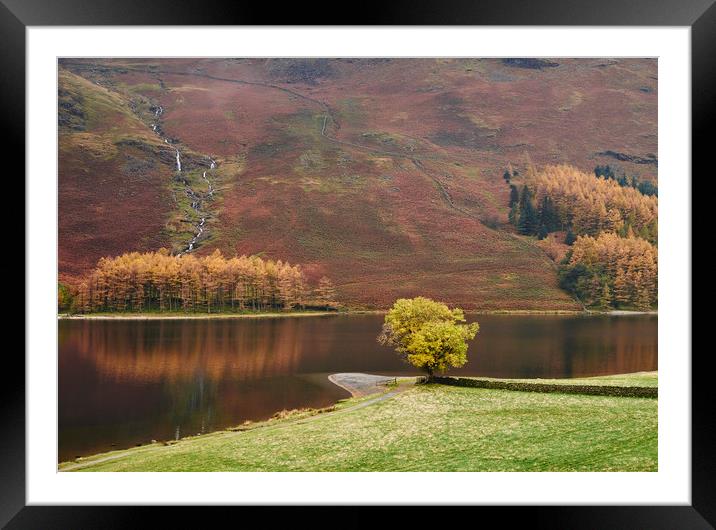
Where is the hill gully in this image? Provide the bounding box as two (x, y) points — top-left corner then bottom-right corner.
(148, 103), (216, 255)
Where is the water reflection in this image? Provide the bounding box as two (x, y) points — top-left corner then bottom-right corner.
(58, 314), (656, 461)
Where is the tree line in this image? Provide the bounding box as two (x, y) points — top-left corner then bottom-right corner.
(508, 184), (567, 241)
(508, 164), (657, 244)
(503, 164), (658, 310)
(69, 249), (339, 313)
(594, 165), (658, 197)
(558, 232), (657, 310)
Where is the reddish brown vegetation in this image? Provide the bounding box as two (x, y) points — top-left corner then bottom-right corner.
(58, 58), (657, 309)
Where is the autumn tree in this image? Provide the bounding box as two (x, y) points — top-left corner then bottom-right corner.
(72, 250), (333, 314)
(527, 165), (657, 244)
(559, 232), (657, 309)
(377, 297), (479, 379)
(58, 283), (73, 313)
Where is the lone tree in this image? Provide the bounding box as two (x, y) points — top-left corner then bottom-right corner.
(377, 297), (479, 380)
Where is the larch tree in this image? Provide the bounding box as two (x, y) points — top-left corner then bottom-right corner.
(70, 250), (334, 314)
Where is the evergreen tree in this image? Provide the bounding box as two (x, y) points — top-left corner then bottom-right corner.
(564, 228), (576, 246)
(517, 186), (538, 235)
(537, 224), (548, 240)
(594, 165), (615, 180)
(637, 180), (658, 197)
(508, 185), (519, 208)
(508, 202), (519, 226)
(538, 195), (559, 232)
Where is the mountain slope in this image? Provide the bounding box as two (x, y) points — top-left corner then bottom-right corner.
(58, 69), (175, 279)
(58, 58), (657, 310)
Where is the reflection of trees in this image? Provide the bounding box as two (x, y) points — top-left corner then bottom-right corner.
(454, 315), (657, 379)
(163, 372), (216, 439)
(564, 316), (658, 377)
(63, 318), (336, 383)
(60, 315), (657, 383)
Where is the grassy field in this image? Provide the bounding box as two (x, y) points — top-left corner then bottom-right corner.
(62, 372), (657, 472)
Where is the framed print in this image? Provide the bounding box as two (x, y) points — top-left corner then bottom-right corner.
(5, 0), (711, 526)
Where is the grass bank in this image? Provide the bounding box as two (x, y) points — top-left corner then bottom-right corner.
(62, 372), (657, 472)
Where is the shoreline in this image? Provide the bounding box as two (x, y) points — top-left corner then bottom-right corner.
(57, 309), (656, 320)
(58, 311), (342, 320)
(60, 370), (657, 470)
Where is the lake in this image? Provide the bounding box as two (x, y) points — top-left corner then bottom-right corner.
(58, 313), (657, 461)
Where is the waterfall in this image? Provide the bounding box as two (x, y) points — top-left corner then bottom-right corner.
(202, 171), (213, 194)
(145, 101), (217, 255)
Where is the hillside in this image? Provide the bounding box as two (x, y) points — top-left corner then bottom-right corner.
(58, 58), (657, 310)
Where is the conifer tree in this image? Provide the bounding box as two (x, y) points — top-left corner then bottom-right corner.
(538, 224), (548, 240)
(517, 186), (538, 235)
(508, 202), (519, 226)
(508, 185), (519, 208)
(564, 228), (576, 246)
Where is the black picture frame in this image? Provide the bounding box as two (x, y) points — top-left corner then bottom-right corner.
(4, 0), (709, 526)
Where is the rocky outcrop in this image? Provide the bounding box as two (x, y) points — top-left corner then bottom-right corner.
(265, 58), (335, 85)
(597, 150), (658, 166)
(502, 58), (559, 70)
(58, 88), (86, 131)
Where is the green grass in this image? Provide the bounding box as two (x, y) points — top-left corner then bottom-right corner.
(62, 373), (657, 472)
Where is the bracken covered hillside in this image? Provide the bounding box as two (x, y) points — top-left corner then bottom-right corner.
(58, 58), (657, 310)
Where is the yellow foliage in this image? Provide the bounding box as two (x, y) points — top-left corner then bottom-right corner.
(529, 165), (657, 241)
(78, 250), (334, 313)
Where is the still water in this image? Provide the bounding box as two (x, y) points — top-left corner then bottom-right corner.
(59, 314), (657, 461)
